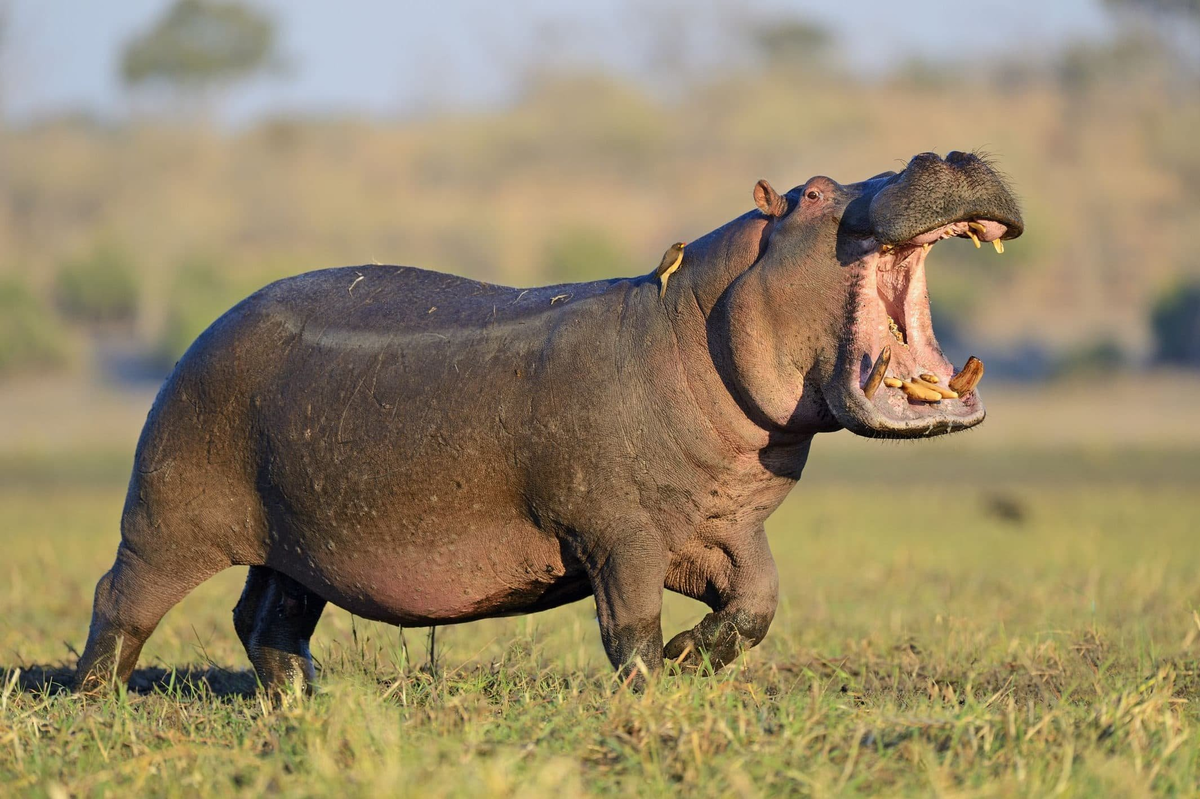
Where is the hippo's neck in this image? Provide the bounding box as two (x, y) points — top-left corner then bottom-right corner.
(669, 211), (772, 316)
(656, 208), (844, 444)
(645, 212), (820, 480)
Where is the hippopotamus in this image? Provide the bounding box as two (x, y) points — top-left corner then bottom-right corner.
(75, 151), (1022, 692)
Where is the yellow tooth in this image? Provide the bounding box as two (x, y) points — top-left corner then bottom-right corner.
(966, 222), (989, 250)
(880, 244), (893, 253)
(992, 239), (1004, 254)
(913, 376), (959, 399)
(919, 372), (938, 383)
(948, 356), (985, 395)
(922, 243), (931, 253)
(901, 380), (942, 403)
(883, 377), (904, 388)
(862, 345), (892, 400)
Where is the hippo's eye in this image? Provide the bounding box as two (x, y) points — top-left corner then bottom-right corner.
(805, 189), (822, 201)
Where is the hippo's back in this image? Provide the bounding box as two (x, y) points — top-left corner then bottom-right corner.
(249, 265), (633, 342)
(146, 263), (639, 463)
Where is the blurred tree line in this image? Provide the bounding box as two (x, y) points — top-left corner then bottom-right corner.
(121, 0), (282, 117)
(0, 0), (1199, 379)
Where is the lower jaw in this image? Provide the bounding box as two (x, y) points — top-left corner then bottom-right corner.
(835, 355), (984, 439)
(834, 384), (986, 438)
(827, 341), (988, 438)
(863, 385), (985, 435)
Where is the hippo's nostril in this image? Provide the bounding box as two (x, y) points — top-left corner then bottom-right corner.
(945, 150), (973, 164)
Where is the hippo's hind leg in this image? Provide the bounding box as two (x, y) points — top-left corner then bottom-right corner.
(663, 525), (779, 673)
(233, 567), (326, 695)
(75, 541), (227, 692)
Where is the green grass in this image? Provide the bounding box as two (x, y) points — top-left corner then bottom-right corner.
(4, 447), (1200, 796)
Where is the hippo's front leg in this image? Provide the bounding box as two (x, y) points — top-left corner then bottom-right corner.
(586, 545), (667, 681)
(663, 526), (779, 672)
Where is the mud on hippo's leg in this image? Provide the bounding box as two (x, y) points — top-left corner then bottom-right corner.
(586, 545), (667, 686)
(233, 566), (326, 696)
(664, 529), (779, 673)
(233, 565), (273, 651)
(663, 607), (776, 673)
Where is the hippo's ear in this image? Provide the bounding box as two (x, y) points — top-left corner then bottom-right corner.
(753, 179), (787, 217)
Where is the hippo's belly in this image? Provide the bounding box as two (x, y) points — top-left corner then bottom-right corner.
(263, 514), (589, 626)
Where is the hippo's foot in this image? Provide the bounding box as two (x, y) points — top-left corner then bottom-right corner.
(662, 526), (778, 677)
(664, 608), (772, 674)
(233, 566), (327, 698)
(663, 629), (708, 672)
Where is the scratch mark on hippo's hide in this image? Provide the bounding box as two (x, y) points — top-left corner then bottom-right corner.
(366, 363), (391, 411)
(137, 458), (175, 476)
(336, 372), (372, 444)
(348, 272), (365, 295)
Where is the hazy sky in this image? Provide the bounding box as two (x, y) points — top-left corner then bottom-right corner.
(3, 0), (1114, 124)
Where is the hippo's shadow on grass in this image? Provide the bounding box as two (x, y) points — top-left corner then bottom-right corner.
(2, 664), (259, 699)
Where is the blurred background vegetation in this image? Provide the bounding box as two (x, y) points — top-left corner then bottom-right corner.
(0, 0), (1198, 431)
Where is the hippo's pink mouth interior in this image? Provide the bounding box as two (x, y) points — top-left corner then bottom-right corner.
(835, 218), (1009, 438)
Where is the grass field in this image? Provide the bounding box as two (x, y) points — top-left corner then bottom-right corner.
(3, 378), (1200, 796)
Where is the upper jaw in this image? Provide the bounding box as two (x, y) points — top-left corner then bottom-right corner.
(900, 219), (1010, 249)
(867, 150), (1025, 245)
(846, 218), (1013, 254)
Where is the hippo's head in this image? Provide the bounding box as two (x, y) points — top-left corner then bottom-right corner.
(708, 151), (1022, 440)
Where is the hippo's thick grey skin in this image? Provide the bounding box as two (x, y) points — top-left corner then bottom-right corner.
(76, 152), (1022, 692)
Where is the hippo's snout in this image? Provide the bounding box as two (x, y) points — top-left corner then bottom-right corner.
(865, 151), (1023, 246)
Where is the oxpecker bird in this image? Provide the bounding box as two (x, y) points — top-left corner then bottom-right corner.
(655, 242), (686, 299)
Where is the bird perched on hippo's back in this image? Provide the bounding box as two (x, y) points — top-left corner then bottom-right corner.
(654, 242), (686, 299)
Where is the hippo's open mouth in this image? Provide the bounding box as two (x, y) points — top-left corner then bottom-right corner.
(822, 150), (1022, 439)
(848, 222), (1007, 436)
